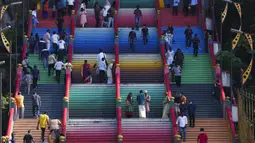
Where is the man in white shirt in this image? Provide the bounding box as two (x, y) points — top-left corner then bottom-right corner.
(64, 60), (73, 83)
(96, 49), (106, 65)
(54, 60), (65, 83)
(107, 59), (115, 84)
(176, 113), (188, 142)
(173, 0), (180, 16)
(43, 30), (51, 51)
(190, 0), (198, 15)
(98, 57), (107, 83)
(48, 52), (56, 76)
(52, 31), (59, 54)
(67, 0), (75, 16)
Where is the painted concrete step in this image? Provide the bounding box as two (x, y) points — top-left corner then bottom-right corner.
(13, 119), (51, 143)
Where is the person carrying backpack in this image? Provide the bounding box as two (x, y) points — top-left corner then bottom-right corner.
(128, 27), (137, 52)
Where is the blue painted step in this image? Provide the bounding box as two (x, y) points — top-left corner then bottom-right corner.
(118, 28), (159, 53)
(162, 27), (205, 53)
(21, 84), (65, 118)
(171, 84), (223, 118)
(32, 28), (71, 51)
(74, 28), (115, 53)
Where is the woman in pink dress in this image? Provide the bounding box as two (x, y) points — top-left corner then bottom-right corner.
(80, 8), (87, 27)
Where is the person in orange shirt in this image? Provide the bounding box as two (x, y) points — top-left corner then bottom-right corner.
(15, 92), (25, 119)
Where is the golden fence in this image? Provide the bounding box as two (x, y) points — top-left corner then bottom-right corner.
(238, 89), (255, 142)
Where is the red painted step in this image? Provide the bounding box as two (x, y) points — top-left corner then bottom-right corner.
(116, 8), (156, 27)
(122, 119), (173, 143)
(66, 119), (117, 143)
(160, 8), (199, 27)
(36, 9), (71, 28)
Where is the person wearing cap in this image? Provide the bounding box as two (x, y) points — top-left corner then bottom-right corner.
(162, 92), (170, 118)
(15, 92), (25, 119)
(144, 90), (151, 118)
(107, 59), (115, 84)
(197, 128), (208, 143)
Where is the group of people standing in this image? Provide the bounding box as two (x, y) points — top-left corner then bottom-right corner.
(125, 90), (151, 118)
(165, 0), (198, 16)
(81, 49), (116, 84)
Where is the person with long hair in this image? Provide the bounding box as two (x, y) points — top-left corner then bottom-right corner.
(125, 93), (134, 118)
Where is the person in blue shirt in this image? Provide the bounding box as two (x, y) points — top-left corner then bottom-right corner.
(188, 100), (196, 127)
(137, 90), (146, 118)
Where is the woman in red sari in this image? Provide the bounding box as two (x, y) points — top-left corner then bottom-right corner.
(81, 60), (91, 83)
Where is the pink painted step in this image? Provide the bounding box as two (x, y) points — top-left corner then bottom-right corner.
(122, 118), (173, 143)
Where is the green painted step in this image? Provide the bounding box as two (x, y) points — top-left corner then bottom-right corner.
(120, 0), (155, 8)
(27, 54), (64, 84)
(170, 54), (213, 84)
(69, 84), (116, 118)
(120, 84), (166, 118)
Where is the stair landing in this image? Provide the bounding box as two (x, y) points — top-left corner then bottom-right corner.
(13, 119), (50, 143)
(180, 118), (232, 143)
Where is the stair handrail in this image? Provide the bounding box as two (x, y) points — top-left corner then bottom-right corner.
(114, 0), (122, 142)
(62, 4), (77, 135)
(207, 24), (237, 143)
(155, 0), (177, 141)
(5, 9), (32, 141)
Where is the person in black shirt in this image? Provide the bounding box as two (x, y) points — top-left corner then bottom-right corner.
(128, 27), (137, 52)
(141, 24), (149, 45)
(184, 25), (193, 48)
(23, 130), (35, 143)
(183, 0), (190, 16)
(192, 34), (200, 57)
(56, 16), (64, 34)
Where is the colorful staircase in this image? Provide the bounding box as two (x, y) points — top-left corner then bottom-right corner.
(13, 119), (50, 142)
(69, 84), (116, 118)
(36, 9), (71, 28)
(31, 28), (71, 51)
(116, 9), (156, 27)
(73, 28), (115, 53)
(160, 11), (232, 141)
(118, 28), (159, 53)
(120, 0), (155, 8)
(27, 54), (65, 84)
(66, 119), (117, 143)
(120, 84), (173, 142)
(120, 84), (165, 118)
(71, 54), (115, 83)
(119, 54), (164, 83)
(122, 119), (173, 143)
(160, 8), (198, 26)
